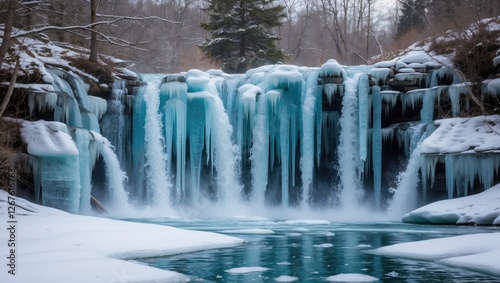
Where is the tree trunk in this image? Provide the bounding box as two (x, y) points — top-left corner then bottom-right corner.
(89, 0), (99, 63)
(0, 57), (20, 118)
(0, 0), (16, 68)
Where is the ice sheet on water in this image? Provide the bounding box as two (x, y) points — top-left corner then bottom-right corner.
(282, 219), (331, 225)
(220, 228), (275, 234)
(225, 267), (270, 274)
(313, 243), (334, 248)
(325, 273), (378, 282)
(274, 275), (299, 282)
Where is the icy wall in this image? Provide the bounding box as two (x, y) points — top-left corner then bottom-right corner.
(19, 51), (500, 214)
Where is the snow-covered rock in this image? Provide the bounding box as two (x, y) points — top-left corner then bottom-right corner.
(402, 184), (500, 225)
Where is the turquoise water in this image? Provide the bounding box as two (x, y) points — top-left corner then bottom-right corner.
(130, 218), (500, 282)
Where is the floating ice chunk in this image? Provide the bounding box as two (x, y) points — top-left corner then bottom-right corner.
(220, 229), (275, 234)
(277, 262), (292, 265)
(357, 244), (372, 249)
(385, 271), (399, 277)
(225, 267), (270, 274)
(325, 273), (378, 282)
(291, 227), (309, 232)
(274, 275), (298, 282)
(325, 232), (336, 236)
(313, 243), (334, 248)
(282, 219), (331, 225)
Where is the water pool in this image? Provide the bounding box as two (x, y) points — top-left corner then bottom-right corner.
(128, 218), (500, 282)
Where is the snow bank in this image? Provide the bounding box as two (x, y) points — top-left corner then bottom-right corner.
(0, 191), (243, 283)
(402, 184), (500, 225)
(421, 115), (500, 155)
(20, 120), (79, 156)
(369, 232), (500, 276)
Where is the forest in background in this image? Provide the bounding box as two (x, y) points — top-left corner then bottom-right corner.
(1, 0), (499, 73)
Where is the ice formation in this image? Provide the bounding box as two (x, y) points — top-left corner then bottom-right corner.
(17, 49), (500, 215)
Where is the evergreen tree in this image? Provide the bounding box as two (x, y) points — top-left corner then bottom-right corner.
(396, 0), (427, 38)
(200, 0), (287, 73)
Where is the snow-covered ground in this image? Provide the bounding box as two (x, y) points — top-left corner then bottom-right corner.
(371, 184), (500, 277)
(402, 183), (500, 225)
(0, 190), (243, 283)
(370, 232), (500, 277)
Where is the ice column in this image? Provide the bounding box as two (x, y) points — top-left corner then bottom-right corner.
(371, 86), (382, 208)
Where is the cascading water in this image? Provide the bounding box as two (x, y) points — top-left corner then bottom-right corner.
(92, 131), (131, 213)
(141, 74), (172, 208)
(337, 73), (364, 210)
(386, 124), (426, 218)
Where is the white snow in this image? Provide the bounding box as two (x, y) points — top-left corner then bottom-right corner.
(220, 228), (275, 234)
(274, 275), (299, 282)
(325, 273), (379, 282)
(19, 120), (79, 156)
(370, 184), (500, 277)
(225, 266), (270, 274)
(421, 115), (500, 154)
(402, 183), (500, 225)
(370, 232), (500, 276)
(0, 191), (243, 283)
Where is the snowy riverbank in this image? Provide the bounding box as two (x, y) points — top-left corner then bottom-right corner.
(0, 190), (244, 283)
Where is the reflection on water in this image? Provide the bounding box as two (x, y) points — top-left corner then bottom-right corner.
(131, 219), (500, 282)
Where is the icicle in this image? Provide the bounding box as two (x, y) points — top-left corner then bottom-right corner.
(87, 96), (108, 121)
(380, 91), (399, 117)
(187, 93), (209, 203)
(323, 84), (339, 105)
(164, 99), (187, 202)
(278, 92), (290, 207)
(369, 68), (393, 85)
(371, 86), (382, 208)
(358, 74), (369, 164)
(28, 92), (58, 115)
(320, 59), (345, 78)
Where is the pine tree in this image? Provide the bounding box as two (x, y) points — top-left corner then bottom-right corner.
(200, 0), (287, 73)
(396, 0), (428, 38)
